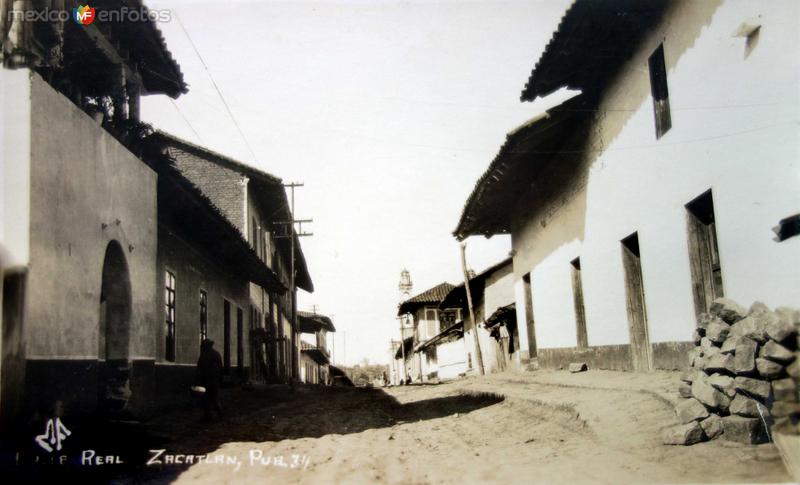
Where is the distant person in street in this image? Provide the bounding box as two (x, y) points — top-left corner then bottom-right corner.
(195, 339), (223, 422)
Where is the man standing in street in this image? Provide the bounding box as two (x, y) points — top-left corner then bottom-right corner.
(195, 339), (223, 422)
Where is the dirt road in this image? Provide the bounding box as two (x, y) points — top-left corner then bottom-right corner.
(106, 374), (790, 484)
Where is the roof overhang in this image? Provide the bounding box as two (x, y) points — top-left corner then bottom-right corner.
(485, 303), (517, 330)
(302, 348), (330, 365)
(152, 131), (314, 292)
(298, 312), (336, 333)
(397, 282), (455, 316)
(4, 1), (187, 97)
(417, 320), (465, 353)
(394, 336), (414, 360)
(520, 0), (668, 101)
(453, 95), (590, 241)
(157, 169), (287, 293)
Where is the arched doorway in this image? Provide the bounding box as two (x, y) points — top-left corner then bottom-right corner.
(98, 241), (132, 414)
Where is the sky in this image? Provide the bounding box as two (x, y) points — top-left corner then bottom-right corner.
(142, 0), (573, 366)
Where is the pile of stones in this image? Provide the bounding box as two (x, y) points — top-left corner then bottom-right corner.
(664, 298), (800, 445)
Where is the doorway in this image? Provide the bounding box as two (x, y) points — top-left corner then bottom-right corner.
(98, 240), (132, 413)
(621, 233), (652, 371)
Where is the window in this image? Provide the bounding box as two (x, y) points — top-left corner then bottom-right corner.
(251, 306), (262, 330)
(165, 271), (176, 362)
(686, 189), (724, 317)
(262, 229), (272, 266)
(570, 258), (588, 349)
(425, 308), (438, 338)
(199, 289), (208, 343)
(223, 299), (231, 374)
(523, 273), (537, 358)
(251, 217), (259, 252)
(237, 307), (245, 377)
(648, 43), (671, 139)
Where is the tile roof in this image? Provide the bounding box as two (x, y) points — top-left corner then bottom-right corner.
(520, 0), (667, 101)
(397, 282), (455, 316)
(145, 150), (286, 293)
(453, 95), (587, 240)
(298, 311), (336, 333)
(94, 0), (187, 97)
(152, 131), (313, 292)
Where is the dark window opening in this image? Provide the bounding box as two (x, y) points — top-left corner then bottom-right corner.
(745, 26), (760, 59)
(199, 289), (208, 343)
(648, 43), (672, 139)
(686, 189), (724, 317)
(164, 271), (176, 362)
(523, 273), (537, 358)
(223, 299), (231, 374)
(237, 307), (245, 377)
(773, 213), (800, 242)
(570, 258), (588, 349)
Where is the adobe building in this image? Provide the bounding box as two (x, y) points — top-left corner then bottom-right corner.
(454, 0), (799, 372)
(396, 282), (457, 382)
(0, 1), (187, 423)
(0, 2), (312, 429)
(297, 311), (335, 385)
(149, 132), (314, 385)
(435, 258), (517, 376)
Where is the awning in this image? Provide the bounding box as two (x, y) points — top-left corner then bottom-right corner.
(416, 320), (465, 353)
(485, 303), (517, 330)
(302, 348), (330, 366)
(297, 312), (336, 333)
(394, 336), (414, 360)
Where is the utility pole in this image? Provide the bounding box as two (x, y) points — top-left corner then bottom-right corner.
(276, 182), (313, 383)
(460, 242), (484, 375)
(398, 315), (407, 383)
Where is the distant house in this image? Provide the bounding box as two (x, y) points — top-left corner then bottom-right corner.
(414, 322), (465, 380)
(454, 0), (800, 372)
(297, 311), (335, 385)
(149, 132), (314, 384)
(396, 282), (459, 382)
(434, 258), (517, 376)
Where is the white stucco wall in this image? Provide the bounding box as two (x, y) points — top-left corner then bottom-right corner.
(436, 339), (467, 379)
(0, 68), (31, 270)
(511, 0), (800, 353)
(26, 72), (159, 360)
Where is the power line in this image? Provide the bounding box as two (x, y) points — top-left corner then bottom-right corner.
(174, 13), (260, 164)
(169, 98), (204, 144)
